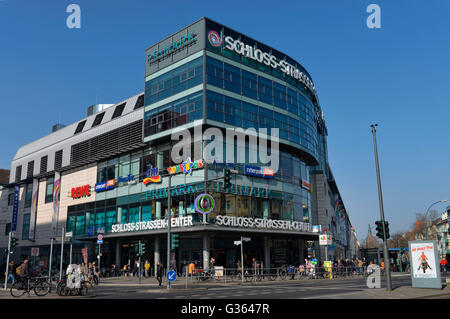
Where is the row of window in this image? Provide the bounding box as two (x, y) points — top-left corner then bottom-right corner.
(145, 57), (203, 106)
(143, 92), (203, 137)
(205, 90), (317, 154)
(14, 151), (62, 183)
(205, 56), (317, 127)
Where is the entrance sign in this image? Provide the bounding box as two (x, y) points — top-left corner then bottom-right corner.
(167, 270), (177, 282)
(111, 216), (193, 233)
(215, 215), (313, 233)
(409, 240), (442, 289)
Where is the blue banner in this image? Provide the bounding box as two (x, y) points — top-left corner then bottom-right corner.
(11, 184), (20, 232)
(244, 165), (274, 179)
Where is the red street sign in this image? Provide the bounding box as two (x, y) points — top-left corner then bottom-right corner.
(97, 234), (103, 241)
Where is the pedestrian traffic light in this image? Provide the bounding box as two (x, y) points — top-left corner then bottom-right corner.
(11, 237), (18, 248)
(224, 169), (232, 189)
(171, 234), (179, 250)
(95, 245), (99, 254)
(384, 221), (390, 240)
(375, 221), (384, 239)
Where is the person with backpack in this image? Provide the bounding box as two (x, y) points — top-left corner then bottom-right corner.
(18, 259), (29, 279)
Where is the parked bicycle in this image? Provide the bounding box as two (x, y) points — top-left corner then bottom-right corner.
(10, 276), (51, 297)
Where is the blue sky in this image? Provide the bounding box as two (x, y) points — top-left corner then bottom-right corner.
(1, 0), (449, 241)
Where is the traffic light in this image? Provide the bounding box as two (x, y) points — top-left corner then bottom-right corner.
(171, 234), (179, 250)
(11, 237), (18, 248)
(384, 221), (390, 239)
(224, 169), (232, 189)
(136, 241), (146, 257)
(375, 221), (384, 239)
(95, 245), (99, 254)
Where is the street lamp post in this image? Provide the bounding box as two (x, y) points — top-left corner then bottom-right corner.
(424, 200), (447, 240)
(370, 124), (392, 291)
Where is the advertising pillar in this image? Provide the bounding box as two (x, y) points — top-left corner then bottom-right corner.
(203, 234), (210, 271)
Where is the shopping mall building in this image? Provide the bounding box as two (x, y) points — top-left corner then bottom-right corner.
(0, 18), (357, 273)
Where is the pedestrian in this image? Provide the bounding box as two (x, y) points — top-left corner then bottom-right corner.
(144, 260), (150, 278)
(19, 259), (30, 279)
(188, 261), (196, 276)
(7, 261), (16, 285)
(156, 261), (163, 287)
(440, 257), (448, 273)
(123, 264), (128, 277)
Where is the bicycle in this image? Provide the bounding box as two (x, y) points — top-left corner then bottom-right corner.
(10, 276), (51, 297)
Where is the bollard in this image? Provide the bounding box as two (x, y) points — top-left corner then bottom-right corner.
(185, 266), (188, 289)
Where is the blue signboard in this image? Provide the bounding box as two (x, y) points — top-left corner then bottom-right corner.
(166, 270), (177, 282)
(244, 165), (274, 179)
(87, 226), (94, 236)
(11, 185), (20, 232)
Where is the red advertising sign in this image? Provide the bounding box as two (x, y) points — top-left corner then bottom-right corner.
(82, 247), (88, 264)
(71, 185), (91, 199)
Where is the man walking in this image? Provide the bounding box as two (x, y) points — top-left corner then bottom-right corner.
(156, 261), (163, 287)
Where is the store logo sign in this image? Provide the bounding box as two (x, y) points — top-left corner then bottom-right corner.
(301, 180), (311, 191)
(194, 193), (215, 214)
(143, 165), (161, 185)
(95, 179), (115, 192)
(208, 30), (222, 47)
(118, 174), (135, 185)
(224, 35), (316, 94)
(71, 185), (91, 199)
(146, 32), (196, 64)
(244, 165), (274, 179)
(167, 157), (203, 175)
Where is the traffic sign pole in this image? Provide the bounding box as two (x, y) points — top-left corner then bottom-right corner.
(59, 227), (64, 281)
(241, 236), (244, 284)
(4, 232), (12, 290)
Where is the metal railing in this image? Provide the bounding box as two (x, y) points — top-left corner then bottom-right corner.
(178, 266), (378, 286)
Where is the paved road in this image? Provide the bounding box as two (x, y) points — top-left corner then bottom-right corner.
(2, 273), (446, 299)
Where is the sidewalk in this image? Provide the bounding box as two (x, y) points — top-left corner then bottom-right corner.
(363, 284), (450, 299)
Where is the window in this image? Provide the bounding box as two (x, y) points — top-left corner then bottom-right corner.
(111, 103), (126, 119)
(134, 95), (145, 110)
(74, 120), (87, 135)
(91, 112), (105, 128)
(45, 177), (54, 203)
(27, 161), (34, 179)
(24, 183), (32, 208)
(22, 213), (30, 240)
(15, 165), (22, 183)
(40, 155), (48, 174)
(54, 150), (63, 170)
(4, 223), (11, 235)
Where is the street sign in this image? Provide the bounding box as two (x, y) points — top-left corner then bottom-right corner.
(31, 247), (39, 256)
(242, 237), (251, 242)
(97, 234), (103, 244)
(97, 227), (105, 234)
(327, 235), (333, 245)
(167, 270), (177, 282)
(319, 235), (327, 245)
(65, 231), (73, 238)
(87, 226), (94, 236)
(234, 241), (241, 245)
